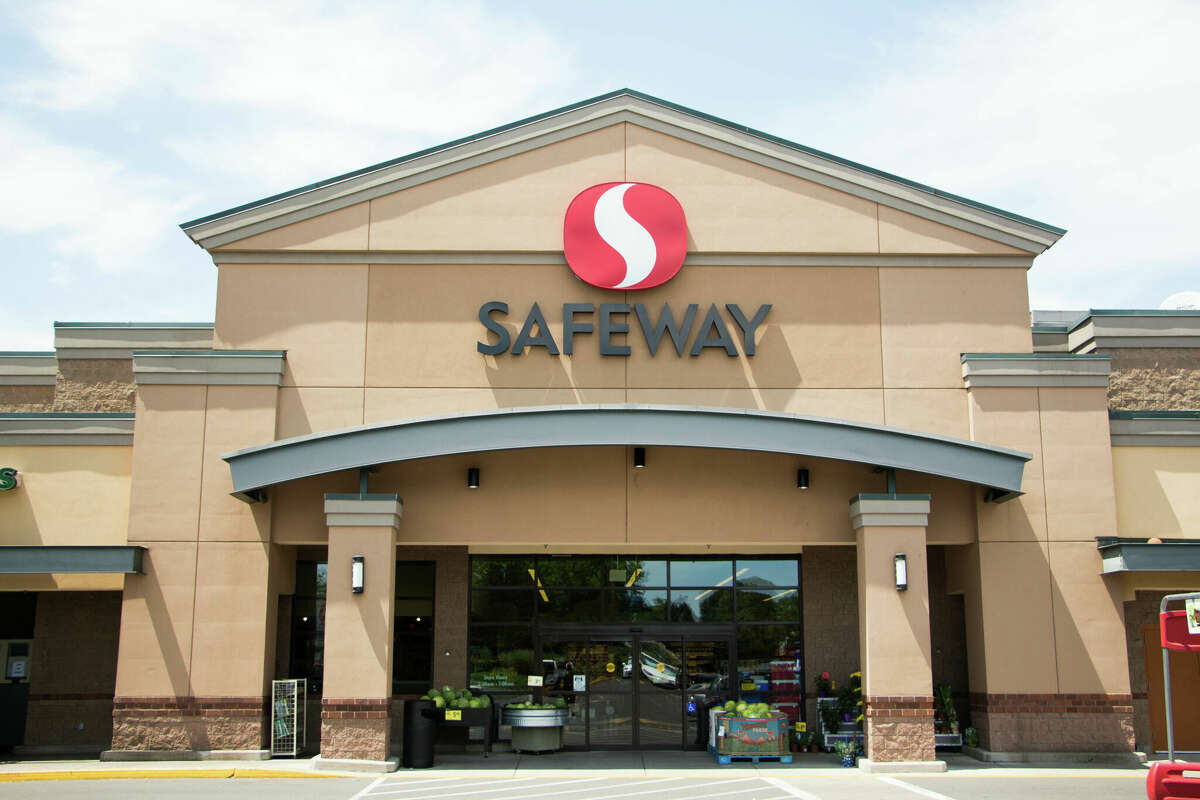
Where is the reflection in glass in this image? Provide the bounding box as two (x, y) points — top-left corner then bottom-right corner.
(684, 640), (731, 748)
(471, 557), (535, 587)
(670, 560), (733, 587)
(468, 626), (533, 691)
(736, 588), (800, 622)
(734, 559), (798, 588)
(547, 692), (586, 748)
(588, 693), (634, 747)
(638, 639), (682, 747)
(585, 638), (634, 690)
(535, 557), (613, 587)
(470, 589), (534, 622)
(541, 640), (587, 692)
(538, 588), (603, 622)
(638, 640), (683, 691)
(670, 588), (733, 622)
(607, 589), (668, 622)
(622, 559), (667, 587)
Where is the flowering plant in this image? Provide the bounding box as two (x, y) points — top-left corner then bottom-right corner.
(814, 671), (832, 695)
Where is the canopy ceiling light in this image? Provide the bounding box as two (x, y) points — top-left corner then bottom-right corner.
(797, 468), (809, 490)
(467, 467), (480, 489)
(633, 447), (646, 468)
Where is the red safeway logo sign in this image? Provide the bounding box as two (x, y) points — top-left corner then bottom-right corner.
(563, 182), (687, 291)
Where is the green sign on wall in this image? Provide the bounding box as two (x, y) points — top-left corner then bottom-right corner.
(0, 468), (18, 491)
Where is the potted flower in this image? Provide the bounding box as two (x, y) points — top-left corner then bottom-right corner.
(833, 738), (859, 767)
(814, 671), (832, 697)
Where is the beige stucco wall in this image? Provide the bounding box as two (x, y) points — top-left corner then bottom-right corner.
(0, 445), (131, 547)
(1113, 446), (1200, 540)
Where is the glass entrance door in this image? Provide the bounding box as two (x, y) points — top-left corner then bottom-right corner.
(539, 628), (731, 749)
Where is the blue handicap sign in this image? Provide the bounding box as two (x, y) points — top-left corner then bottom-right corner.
(686, 701), (697, 713)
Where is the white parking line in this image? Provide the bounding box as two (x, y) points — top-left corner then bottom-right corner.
(876, 776), (959, 800)
(569, 777), (686, 799)
(367, 777), (538, 797)
(761, 776), (825, 800)
(349, 776), (386, 800)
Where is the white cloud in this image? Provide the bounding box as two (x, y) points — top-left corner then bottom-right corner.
(0, 120), (195, 272)
(8, 0), (574, 188)
(781, 0), (1200, 308)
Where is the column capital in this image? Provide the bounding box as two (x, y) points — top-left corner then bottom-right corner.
(849, 494), (930, 529)
(324, 494), (403, 528)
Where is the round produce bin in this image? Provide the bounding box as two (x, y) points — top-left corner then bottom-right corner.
(402, 699), (437, 768)
(501, 708), (569, 754)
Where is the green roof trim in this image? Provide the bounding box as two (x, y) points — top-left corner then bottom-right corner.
(960, 352), (1110, 361)
(180, 88), (1066, 237)
(0, 351), (55, 357)
(0, 412), (135, 419)
(1068, 309), (1200, 333)
(1110, 410), (1200, 420)
(1031, 324), (1069, 333)
(54, 321), (214, 329)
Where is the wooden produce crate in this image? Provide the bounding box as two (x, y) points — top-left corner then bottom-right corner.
(715, 714), (789, 757)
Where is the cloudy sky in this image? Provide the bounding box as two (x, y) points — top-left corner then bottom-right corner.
(2, 0), (1197, 349)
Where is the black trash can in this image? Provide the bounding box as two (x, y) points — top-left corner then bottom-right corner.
(402, 699), (437, 768)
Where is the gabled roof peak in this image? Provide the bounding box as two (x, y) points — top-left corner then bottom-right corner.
(181, 89), (1064, 253)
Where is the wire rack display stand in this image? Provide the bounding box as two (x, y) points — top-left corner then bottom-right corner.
(270, 679), (307, 757)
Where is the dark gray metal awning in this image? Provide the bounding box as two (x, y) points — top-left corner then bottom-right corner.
(1099, 538), (1200, 574)
(222, 404), (1031, 503)
(0, 546), (145, 574)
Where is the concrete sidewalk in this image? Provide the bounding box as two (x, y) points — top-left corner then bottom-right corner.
(0, 750), (1152, 782)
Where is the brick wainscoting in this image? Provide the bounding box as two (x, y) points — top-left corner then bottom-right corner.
(864, 696), (935, 762)
(110, 697), (265, 752)
(970, 693), (1135, 753)
(320, 698), (391, 761)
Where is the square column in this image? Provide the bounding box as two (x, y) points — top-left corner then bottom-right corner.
(850, 494), (945, 773)
(316, 494), (401, 772)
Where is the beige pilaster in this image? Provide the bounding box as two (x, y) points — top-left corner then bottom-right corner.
(317, 495), (401, 771)
(851, 494), (945, 773)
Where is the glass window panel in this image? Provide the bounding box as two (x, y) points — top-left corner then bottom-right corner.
(735, 625), (802, 703)
(588, 693), (633, 747)
(471, 588), (533, 622)
(534, 557), (612, 587)
(469, 625), (533, 691)
(471, 557), (535, 587)
(605, 589), (668, 622)
(670, 559), (733, 587)
(734, 559), (798, 588)
(584, 639), (634, 690)
(395, 598), (433, 617)
(669, 588), (733, 622)
(538, 588), (604, 623)
(736, 588), (800, 622)
(395, 562), (434, 596)
(619, 559), (667, 587)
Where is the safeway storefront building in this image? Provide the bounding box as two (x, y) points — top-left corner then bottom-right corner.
(2, 90), (1198, 770)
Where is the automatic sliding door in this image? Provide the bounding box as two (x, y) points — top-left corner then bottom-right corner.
(636, 638), (683, 747)
(585, 637), (634, 747)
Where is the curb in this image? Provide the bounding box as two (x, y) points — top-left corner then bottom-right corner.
(0, 768), (341, 782)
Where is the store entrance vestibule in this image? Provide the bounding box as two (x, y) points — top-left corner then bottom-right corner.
(536, 625), (733, 750)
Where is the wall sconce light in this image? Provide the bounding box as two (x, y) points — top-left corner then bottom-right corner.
(467, 467), (480, 489)
(351, 555), (365, 594)
(797, 468), (809, 490)
(633, 447), (646, 468)
(894, 554), (908, 591)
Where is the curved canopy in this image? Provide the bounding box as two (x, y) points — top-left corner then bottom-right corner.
(223, 404), (1031, 502)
